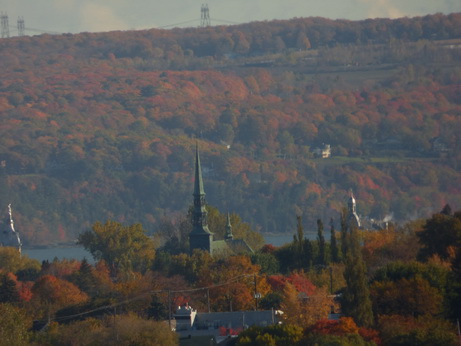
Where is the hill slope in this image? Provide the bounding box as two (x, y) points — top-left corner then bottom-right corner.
(0, 14), (461, 245)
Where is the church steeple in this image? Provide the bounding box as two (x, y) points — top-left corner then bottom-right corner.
(194, 144), (206, 197)
(347, 190), (361, 229)
(1, 204), (22, 255)
(224, 212), (234, 240)
(189, 145), (213, 253)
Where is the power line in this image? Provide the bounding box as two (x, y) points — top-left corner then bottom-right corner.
(33, 273), (258, 324)
(158, 19), (200, 29)
(213, 18), (239, 25)
(22, 27), (61, 35)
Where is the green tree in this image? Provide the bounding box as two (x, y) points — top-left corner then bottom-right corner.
(340, 229), (374, 327)
(292, 215), (313, 271)
(0, 304), (31, 346)
(251, 252), (280, 275)
(316, 219), (327, 266)
(78, 221), (156, 275)
(206, 205), (264, 250)
(259, 292), (283, 310)
(330, 218), (340, 263)
(417, 208), (461, 262)
(146, 294), (168, 321)
(35, 314), (178, 345)
(448, 247), (461, 320)
(236, 324), (303, 346)
(0, 247), (41, 274)
(340, 208), (348, 260)
(0, 274), (19, 303)
(68, 258), (102, 297)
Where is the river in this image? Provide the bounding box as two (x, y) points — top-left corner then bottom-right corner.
(21, 232), (323, 263)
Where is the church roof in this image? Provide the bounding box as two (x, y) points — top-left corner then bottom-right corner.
(212, 238), (254, 255)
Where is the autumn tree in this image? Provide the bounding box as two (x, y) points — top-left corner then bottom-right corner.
(306, 317), (380, 346)
(280, 282), (335, 328)
(370, 260), (449, 318)
(78, 221), (156, 275)
(197, 255), (270, 312)
(35, 314), (178, 345)
(371, 276), (443, 317)
(31, 275), (88, 321)
(378, 314), (457, 346)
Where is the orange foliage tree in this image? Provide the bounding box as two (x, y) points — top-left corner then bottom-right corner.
(31, 275), (88, 320)
(198, 255), (270, 312)
(280, 283), (336, 328)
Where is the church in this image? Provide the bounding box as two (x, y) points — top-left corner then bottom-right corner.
(189, 146), (253, 255)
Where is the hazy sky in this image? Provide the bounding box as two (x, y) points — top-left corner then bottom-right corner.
(2, 0), (461, 35)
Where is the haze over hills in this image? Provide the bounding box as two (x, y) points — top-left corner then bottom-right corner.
(2, 0), (461, 34)
(0, 13), (461, 246)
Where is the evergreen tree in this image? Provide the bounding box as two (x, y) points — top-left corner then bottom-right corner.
(74, 258), (97, 296)
(317, 219), (327, 266)
(340, 228), (374, 327)
(440, 203), (452, 216)
(0, 274), (19, 303)
(330, 218), (340, 263)
(147, 294), (169, 321)
(0, 162), (8, 209)
(293, 215), (304, 270)
(303, 238), (313, 271)
(340, 208), (348, 260)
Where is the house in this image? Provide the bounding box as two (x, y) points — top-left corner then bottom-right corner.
(312, 144), (331, 158)
(189, 146), (253, 255)
(430, 137), (450, 157)
(173, 303), (278, 342)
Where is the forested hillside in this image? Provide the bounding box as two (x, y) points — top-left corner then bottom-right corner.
(1, 13), (461, 245)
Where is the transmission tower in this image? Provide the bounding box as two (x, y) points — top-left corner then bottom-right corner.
(1, 12), (9, 38)
(17, 16), (25, 36)
(200, 4), (210, 27)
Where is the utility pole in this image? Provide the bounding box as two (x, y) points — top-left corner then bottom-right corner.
(168, 290), (172, 329)
(17, 16), (25, 37)
(200, 4), (210, 27)
(1, 12), (9, 38)
(254, 274), (260, 310)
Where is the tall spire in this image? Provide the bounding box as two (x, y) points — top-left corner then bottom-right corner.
(224, 211), (234, 240)
(194, 144), (205, 197)
(347, 190), (361, 229)
(190, 145), (212, 236)
(1, 204), (22, 255)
